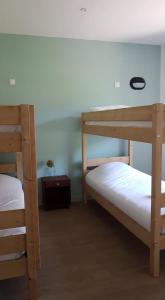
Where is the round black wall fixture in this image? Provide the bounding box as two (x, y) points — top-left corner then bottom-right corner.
(130, 77), (146, 90)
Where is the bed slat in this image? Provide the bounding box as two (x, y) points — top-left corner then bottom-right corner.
(160, 236), (165, 249)
(0, 257), (26, 280)
(160, 193), (165, 208)
(0, 163), (17, 174)
(160, 216), (165, 228)
(83, 125), (152, 143)
(0, 106), (20, 125)
(21, 105), (38, 282)
(87, 156), (129, 167)
(0, 133), (21, 152)
(82, 105), (153, 122)
(29, 105), (41, 269)
(0, 234), (26, 255)
(161, 132), (165, 143)
(0, 209), (25, 230)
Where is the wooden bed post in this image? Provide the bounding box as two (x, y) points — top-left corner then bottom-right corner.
(128, 140), (133, 166)
(20, 105), (38, 300)
(29, 105), (41, 270)
(150, 103), (163, 277)
(81, 117), (88, 204)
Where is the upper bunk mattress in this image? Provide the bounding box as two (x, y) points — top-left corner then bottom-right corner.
(0, 125), (20, 132)
(86, 162), (165, 231)
(0, 174), (25, 261)
(86, 121), (152, 127)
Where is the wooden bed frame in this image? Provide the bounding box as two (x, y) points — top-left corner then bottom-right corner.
(81, 103), (165, 277)
(0, 105), (40, 299)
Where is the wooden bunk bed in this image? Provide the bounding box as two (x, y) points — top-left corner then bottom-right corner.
(81, 103), (165, 277)
(0, 105), (40, 299)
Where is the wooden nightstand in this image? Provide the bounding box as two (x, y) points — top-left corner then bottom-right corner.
(41, 175), (71, 210)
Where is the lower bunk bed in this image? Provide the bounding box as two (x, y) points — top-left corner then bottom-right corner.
(0, 105), (40, 300)
(81, 103), (165, 277)
(86, 162), (165, 233)
(85, 160), (165, 277)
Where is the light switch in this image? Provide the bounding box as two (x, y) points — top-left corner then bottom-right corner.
(115, 81), (120, 88)
(9, 78), (16, 86)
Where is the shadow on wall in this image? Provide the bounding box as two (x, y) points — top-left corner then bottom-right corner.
(36, 116), (126, 204)
(37, 116), (82, 204)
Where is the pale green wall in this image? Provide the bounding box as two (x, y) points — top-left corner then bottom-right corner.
(0, 34), (160, 201)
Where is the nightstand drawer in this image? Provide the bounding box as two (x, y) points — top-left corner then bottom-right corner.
(44, 180), (70, 188)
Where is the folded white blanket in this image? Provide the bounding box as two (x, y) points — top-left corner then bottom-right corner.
(89, 105), (130, 111)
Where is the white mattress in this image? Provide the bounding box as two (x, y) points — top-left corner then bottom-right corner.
(0, 174), (25, 261)
(86, 162), (165, 231)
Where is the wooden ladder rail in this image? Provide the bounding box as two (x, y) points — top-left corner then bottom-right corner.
(20, 105), (38, 300)
(150, 103), (163, 277)
(81, 119), (88, 204)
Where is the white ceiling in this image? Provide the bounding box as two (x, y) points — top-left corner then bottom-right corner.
(0, 0), (165, 44)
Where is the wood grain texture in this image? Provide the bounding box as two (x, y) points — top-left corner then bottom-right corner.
(83, 125), (152, 143)
(29, 105), (41, 271)
(0, 106), (20, 125)
(0, 209), (25, 230)
(81, 120), (88, 204)
(82, 105), (154, 121)
(0, 257), (26, 280)
(20, 106), (37, 290)
(0, 163), (16, 174)
(150, 104), (163, 277)
(0, 234), (26, 255)
(0, 132), (21, 152)
(160, 193), (165, 208)
(0, 105), (39, 299)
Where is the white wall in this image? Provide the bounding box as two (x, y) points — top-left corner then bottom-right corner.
(160, 46), (165, 178)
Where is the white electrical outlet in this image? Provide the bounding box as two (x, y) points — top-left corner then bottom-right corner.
(9, 78), (16, 86)
(115, 81), (120, 88)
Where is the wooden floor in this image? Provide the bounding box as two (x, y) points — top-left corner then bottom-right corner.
(1, 201), (165, 299)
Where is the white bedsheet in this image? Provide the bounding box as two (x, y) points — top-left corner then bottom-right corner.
(0, 174), (25, 261)
(86, 162), (165, 231)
